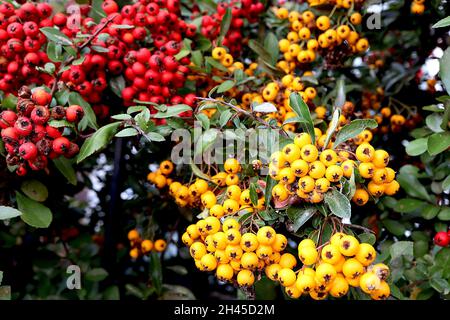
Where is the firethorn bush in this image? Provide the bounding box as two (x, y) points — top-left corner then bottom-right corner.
(0, 0), (449, 301)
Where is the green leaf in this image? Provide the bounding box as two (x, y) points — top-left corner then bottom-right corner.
(46, 42), (63, 62)
(48, 119), (75, 129)
(219, 109), (233, 127)
(334, 78), (346, 108)
(195, 113), (210, 130)
(358, 233), (376, 245)
(150, 252), (163, 295)
(40, 27), (73, 46)
(264, 32), (279, 65)
(324, 189), (351, 219)
(68, 92), (98, 130)
(191, 50), (203, 67)
(264, 174), (277, 207)
(289, 93), (315, 144)
(90, 0), (107, 23)
(323, 109), (340, 150)
(248, 39), (275, 69)
(91, 45), (109, 53)
(53, 158), (77, 185)
(287, 207), (316, 232)
(430, 278), (450, 294)
(253, 102), (277, 113)
(432, 16), (450, 28)
(406, 138), (428, 156)
(1, 94), (17, 110)
(249, 183), (259, 206)
(426, 113), (444, 133)
(205, 56), (229, 72)
(111, 114), (132, 120)
(115, 127), (138, 138)
(146, 132), (165, 142)
(438, 207), (450, 221)
(442, 175), (450, 192)
(440, 47), (450, 95)
(195, 35), (212, 51)
(109, 76), (125, 98)
(77, 122), (121, 163)
(427, 132), (450, 155)
(393, 198), (426, 213)
(382, 219), (406, 237)
(333, 119), (378, 148)
(218, 8), (232, 40)
(20, 180), (49, 202)
(217, 80), (235, 93)
(153, 104), (192, 119)
(190, 162), (210, 181)
(0, 206), (22, 220)
(166, 265), (188, 276)
(397, 167), (431, 201)
(389, 241), (413, 260)
(421, 205), (441, 220)
(16, 192), (52, 228)
(85, 268), (108, 282)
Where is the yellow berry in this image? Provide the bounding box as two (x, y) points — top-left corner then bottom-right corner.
(237, 269), (255, 286)
(278, 268), (297, 287)
(141, 239), (153, 253)
(355, 243), (377, 266)
(216, 263), (234, 281)
(339, 235), (360, 256)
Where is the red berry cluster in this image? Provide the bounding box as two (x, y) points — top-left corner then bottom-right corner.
(434, 230), (450, 247)
(55, 0), (196, 112)
(198, 0), (264, 54)
(0, 2), (54, 93)
(0, 87), (83, 176)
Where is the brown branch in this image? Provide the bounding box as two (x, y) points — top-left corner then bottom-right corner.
(196, 97), (290, 138)
(50, 14), (118, 97)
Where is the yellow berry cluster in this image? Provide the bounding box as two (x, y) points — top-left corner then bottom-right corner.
(411, 0), (426, 14)
(268, 129), (399, 206)
(127, 229), (167, 259)
(182, 218), (291, 287)
(274, 233), (390, 300)
(150, 158), (267, 215)
(275, 3), (368, 67)
(352, 142), (400, 205)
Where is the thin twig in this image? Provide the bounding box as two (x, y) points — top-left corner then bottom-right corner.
(196, 97), (290, 138)
(50, 14), (118, 97)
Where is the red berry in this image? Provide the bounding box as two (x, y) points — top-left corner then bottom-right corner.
(0, 110), (18, 129)
(31, 89), (52, 106)
(31, 105), (50, 125)
(52, 136), (70, 155)
(14, 117), (33, 136)
(66, 105), (84, 122)
(16, 164), (27, 176)
(434, 231), (450, 247)
(46, 125), (63, 139)
(1, 127), (19, 143)
(28, 154), (48, 171)
(19, 142), (38, 160)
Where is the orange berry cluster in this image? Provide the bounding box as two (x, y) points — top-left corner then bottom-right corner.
(127, 229), (167, 259)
